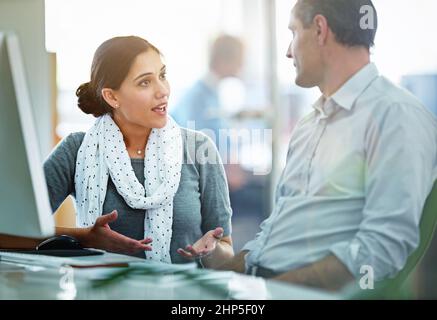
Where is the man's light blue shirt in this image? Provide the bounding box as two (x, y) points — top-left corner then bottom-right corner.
(243, 63), (437, 280)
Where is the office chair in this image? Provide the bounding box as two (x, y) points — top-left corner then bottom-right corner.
(343, 180), (437, 299)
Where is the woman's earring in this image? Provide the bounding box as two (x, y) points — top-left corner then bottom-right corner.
(115, 103), (119, 109)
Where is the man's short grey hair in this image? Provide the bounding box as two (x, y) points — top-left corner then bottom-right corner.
(293, 0), (378, 49)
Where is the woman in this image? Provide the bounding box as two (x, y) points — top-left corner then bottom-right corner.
(43, 36), (233, 267)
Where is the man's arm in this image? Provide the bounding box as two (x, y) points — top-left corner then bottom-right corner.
(273, 254), (354, 291)
(218, 251), (354, 291)
(197, 236), (234, 269)
(217, 250), (247, 273)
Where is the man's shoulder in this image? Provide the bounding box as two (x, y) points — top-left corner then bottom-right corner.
(374, 76), (421, 104)
(178, 80), (216, 103)
(360, 75), (437, 122)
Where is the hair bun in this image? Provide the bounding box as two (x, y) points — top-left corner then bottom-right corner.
(76, 82), (107, 117)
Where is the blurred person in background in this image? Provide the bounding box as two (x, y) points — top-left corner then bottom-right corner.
(171, 34), (249, 193)
(172, 35), (270, 253)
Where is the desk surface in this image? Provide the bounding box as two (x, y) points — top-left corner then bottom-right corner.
(0, 253), (340, 300)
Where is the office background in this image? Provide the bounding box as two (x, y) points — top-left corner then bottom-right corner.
(1, 0), (436, 298)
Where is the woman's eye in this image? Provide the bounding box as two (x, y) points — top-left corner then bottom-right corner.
(160, 73), (167, 80)
(140, 80), (150, 86)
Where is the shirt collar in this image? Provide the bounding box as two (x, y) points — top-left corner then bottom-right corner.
(312, 63), (379, 115)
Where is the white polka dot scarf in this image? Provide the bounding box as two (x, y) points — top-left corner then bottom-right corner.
(74, 114), (182, 263)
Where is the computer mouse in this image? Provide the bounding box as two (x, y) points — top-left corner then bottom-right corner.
(36, 235), (84, 251)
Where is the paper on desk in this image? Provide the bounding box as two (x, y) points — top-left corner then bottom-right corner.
(0, 251), (146, 269)
(0, 262), (26, 271)
(63, 252), (147, 268)
(75, 260), (198, 281)
(128, 260), (197, 272)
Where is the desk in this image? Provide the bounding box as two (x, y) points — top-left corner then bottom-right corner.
(0, 253), (340, 300)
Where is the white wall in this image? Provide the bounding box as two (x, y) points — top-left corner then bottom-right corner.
(373, 0), (437, 81)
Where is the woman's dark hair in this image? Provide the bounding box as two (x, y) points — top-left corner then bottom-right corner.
(76, 36), (160, 117)
(294, 0), (378, 49)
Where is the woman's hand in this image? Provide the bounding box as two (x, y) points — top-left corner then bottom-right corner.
(177, 227), (224, 260)
(81, 210), (153, 255)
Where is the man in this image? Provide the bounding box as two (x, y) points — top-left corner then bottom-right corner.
(215, 0), (437, 291)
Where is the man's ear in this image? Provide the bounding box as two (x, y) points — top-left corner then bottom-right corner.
(313, 14), (329, 46)
(101, 88), (120, 110)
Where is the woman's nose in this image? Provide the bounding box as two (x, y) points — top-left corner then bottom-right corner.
(155, 81), (170, 99)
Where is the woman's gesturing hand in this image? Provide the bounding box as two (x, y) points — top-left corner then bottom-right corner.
(176, 227), (224, 260)
(83, 210), (153, 255)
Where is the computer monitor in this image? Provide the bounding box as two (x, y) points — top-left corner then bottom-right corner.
(0, 32), (55, 238)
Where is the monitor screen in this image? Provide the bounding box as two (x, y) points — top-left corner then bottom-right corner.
(0, 32), (54, 238)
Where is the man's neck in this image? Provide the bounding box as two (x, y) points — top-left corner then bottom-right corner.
(319, 47), (370, 98)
